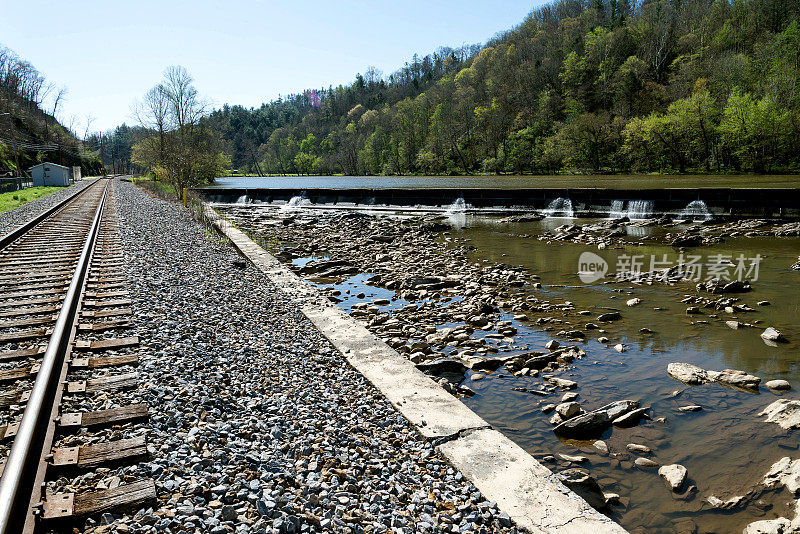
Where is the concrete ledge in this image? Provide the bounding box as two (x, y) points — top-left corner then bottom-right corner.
(203, 203), (628, 533)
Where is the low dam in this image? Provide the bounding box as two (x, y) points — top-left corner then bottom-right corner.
(197, 186), (800, 219)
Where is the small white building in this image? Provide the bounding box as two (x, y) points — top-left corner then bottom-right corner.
(29, 162), (72, 187)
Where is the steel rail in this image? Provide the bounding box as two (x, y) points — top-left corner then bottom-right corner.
(0, 178), (102, 251)
(0, 180), (109, 533)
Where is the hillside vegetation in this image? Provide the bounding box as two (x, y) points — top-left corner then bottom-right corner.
(0, 44), (103, 176)
(200, 0), (800, 176)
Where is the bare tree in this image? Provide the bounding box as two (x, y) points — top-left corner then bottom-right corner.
(51, 86), (67, 119)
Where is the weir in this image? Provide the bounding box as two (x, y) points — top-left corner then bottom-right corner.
(197, 186), (800, 220)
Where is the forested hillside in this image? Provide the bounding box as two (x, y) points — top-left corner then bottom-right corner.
(201, 0), (800, 176)
(0, 44), (103, 176)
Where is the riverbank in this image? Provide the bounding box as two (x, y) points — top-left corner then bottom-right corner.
(109, 179), (527, 534)
(215, 202), (800, 533)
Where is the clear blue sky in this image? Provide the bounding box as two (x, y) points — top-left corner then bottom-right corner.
(0, 0), (542, 134)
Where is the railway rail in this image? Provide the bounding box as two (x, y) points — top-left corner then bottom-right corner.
(0, 179), (153, 533)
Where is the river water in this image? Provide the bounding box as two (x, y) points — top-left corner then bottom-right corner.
(216, 199), (800, 533)
(209, 174), (800, 190)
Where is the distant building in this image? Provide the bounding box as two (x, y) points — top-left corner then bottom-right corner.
(29, 162), (73, 187)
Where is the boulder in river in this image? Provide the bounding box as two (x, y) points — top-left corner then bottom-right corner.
(766, 380), (791, 391)
(760, 399), (800, 430)
(667, 363), (712, 385)
(659, 464), (688, 491)
(557, 469), (607, 510)
(762, 457), (800, 493)
(597, 312), (622, 321)
(709, 369), (761, 390)
(553, 400), (639, 438)
(761, 327), (787, 343)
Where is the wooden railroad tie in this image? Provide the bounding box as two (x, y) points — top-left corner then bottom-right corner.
(81, 299), (132, 308)
(71, 354), (139, 369)
(67, 372), (138, 394)
(50, 436), (148, 470)
(58, 403), (149, 429)
(0, 328), (51, 343)
(0, 346), (44, 362)
(81, 308), (132, 319)
(73, 336), (139, 352)
(77, 319), (133, 332)
(42, 479), (156, 520)
(0, 363), (40, 384)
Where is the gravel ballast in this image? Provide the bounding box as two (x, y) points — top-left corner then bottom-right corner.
(111, 179), (517, 534)
(0, 178), (95, 235)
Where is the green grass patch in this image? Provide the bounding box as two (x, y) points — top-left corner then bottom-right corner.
(132, 177), (177, 199)
(0, 187), (65, 214)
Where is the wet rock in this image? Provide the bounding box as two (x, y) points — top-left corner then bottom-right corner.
(743, 518), (792, 534)
(626, 298), (642, 307)
(634, 457), (659, 468)
(555, 402), (581, 419)
(679, 405), (703, 412)
(761, 327), (787, 343)
(685, 306), (701, 315)
(558, 454), (588, 463)
(415, 358), (469, 376)
(470, 373), (486, 381)
(553, 410), (610, 439)
(593, 440), (608, 453)
(707, 494), (744, 509)
(597, 312), (622, 322)
(667, 363), (712, 385)
(710, 369), (761, 390)
(658, 464), (688, 491)
(626, 443), (651, 454)
(613, 408), (648, 427)
(562, 392), (578, 402)
(545, 340), (560, 350)
(762, 457), (800, 493)
(614, 344), (626, 353)
(766, 380), (791, 391)
(557, 469), (607, 510)
(760, 400), (800, 430)
(546, 377), (578, 389)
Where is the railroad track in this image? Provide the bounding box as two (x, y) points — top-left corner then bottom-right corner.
(0, 179), (154, 533)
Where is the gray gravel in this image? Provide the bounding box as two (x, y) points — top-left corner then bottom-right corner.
(0, 178), (95, 235)
(108, 179), (517, 534)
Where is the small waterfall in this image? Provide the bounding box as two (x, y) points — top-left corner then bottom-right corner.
(678, 200), (712, 221)
(625, 200), (654, 220)
(543, 197), (574, 218)
(446, 198), (468, 214)
(609, 200), (625, 219)
(236, 194), (248, 204)
(281, 194), (312, 211)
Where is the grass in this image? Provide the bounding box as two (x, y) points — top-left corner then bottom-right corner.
(131, 176), (178, 199)
(0, 187), (65, 214)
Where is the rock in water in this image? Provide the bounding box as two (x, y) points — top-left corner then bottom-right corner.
(597, 312), (621, 321)
(766, 380), (791, 391)
(555, 402), (581, 419)
(711, 369), (761, 390)
(760, 400), (800, 430)
(762, 457), (800, 493)
(761, 327), (786, 342)
(658, 464), (688, 491)
(626, 298), (642, 307)
(556, 469), (607, 510)
(553, 410), (610, 439)
(743, 518), (792, 534)
(667, 362), (712, 385)
(635, 457), (659, 468)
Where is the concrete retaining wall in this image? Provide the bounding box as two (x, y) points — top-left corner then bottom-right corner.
(201, 203), (628, 534)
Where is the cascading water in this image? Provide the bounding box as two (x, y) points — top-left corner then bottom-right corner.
(542, 197), (574, 218)
(678, 200), (713, 221)
(446, 197), (468, 214)
(625, 200), (654, 220)
(281, 194), (312, 211)
(236, 194), (248, 204)
(609, 200), (626, 219)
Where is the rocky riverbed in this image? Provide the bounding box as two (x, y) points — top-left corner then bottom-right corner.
(215, 201), (800, 533)
(100, 180), (518, 534)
